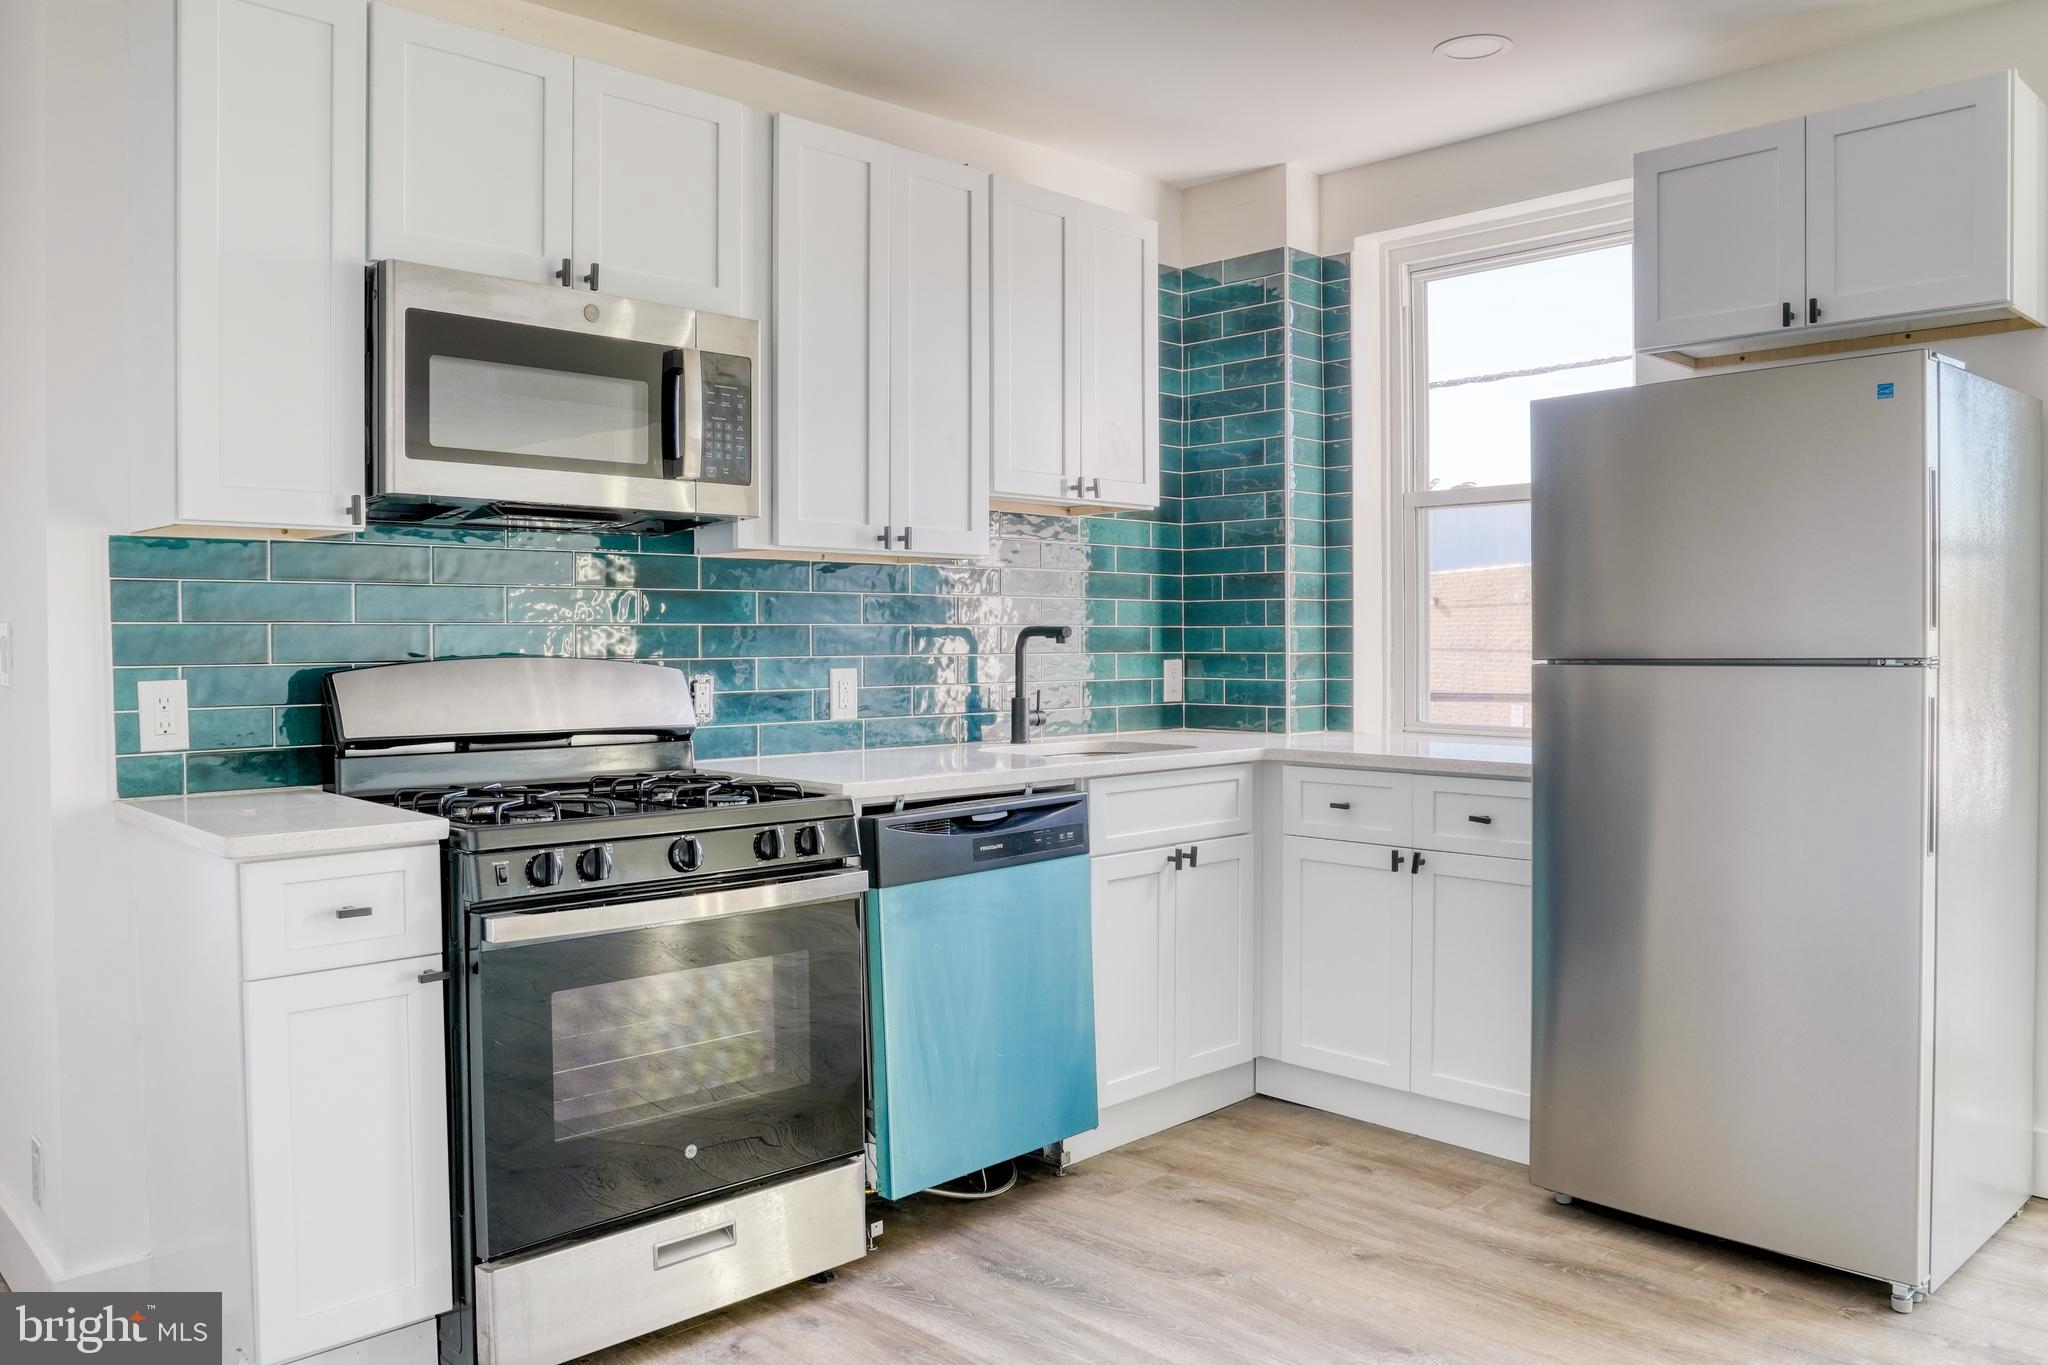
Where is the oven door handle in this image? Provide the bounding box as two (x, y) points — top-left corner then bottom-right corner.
(480, 868), (870, 945)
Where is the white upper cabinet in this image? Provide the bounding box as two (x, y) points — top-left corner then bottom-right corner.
(572, 59), (750, 312)
(1633, 119), (1805, 352)
(991, 177), (1159, 510)
(1807, 73), (2027, 327)
(175, 0), (368, 534)
(772, 116), (989, 558)
(368, 6), (750, 310)
(1635, 71), (2046, 359)
(369, 5), (572, 285)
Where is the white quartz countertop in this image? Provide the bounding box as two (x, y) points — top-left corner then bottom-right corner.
(704, 729), (1531, 801)
(118, 788), (448, 860)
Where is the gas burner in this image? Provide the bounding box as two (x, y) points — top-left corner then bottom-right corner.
(586, 772), (813, 811)
(391, 784), (631, 826)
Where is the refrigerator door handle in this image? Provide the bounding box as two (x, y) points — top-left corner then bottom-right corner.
(1928, 467), (1939, 633)
(1927, 694), (1938, 855)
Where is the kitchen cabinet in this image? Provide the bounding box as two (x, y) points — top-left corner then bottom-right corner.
(1089, 833), (1256, 1109)
(1635, 71), (2046, 361)
(174, 0), (368, 533)
(991, 177), (1160, 510)
(1277, 837), (1412, 1088)
(369, 5), (750, 311)
(772, 116), (989, 558)
(243, 955), (452, 1364)
(1409, 852), (1532, 1118)
(1276, 834), (1531, 1118)
(132, 830), (452, 1365)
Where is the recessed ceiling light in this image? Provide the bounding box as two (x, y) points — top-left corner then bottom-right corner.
(1433, 33), (1513, 61)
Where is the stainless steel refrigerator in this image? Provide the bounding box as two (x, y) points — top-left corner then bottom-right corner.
(1530, 350), (2040, 1310)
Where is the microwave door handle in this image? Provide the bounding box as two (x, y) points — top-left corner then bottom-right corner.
(661, 349), (686, 478)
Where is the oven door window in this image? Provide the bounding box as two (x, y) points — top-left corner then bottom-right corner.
(405, 309), (677, 481)
(473, 898), (863, 1260)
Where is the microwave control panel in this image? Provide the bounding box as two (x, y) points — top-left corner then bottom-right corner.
(697, 353), (753, 485)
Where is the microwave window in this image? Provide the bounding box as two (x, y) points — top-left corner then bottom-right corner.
(428, 356), (649, 467)
(547, 951), (813, 1141)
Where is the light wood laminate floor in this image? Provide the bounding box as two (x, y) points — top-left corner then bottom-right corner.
(598, 1097), (2048, 1364)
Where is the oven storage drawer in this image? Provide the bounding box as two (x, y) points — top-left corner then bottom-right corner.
(240, 845), (442, 980)
(473, 1156), (866, 1365)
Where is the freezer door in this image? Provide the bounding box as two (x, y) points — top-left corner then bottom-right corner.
(1533, 353), (1933, 661)
(1532, 663), (1932, 1285)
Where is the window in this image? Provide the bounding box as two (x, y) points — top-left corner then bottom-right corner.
(1362, 190), (1634, 736)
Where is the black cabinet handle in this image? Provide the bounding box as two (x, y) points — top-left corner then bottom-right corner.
(1782, 300), (1794, 328)
(1808, 297), (1821, 324)
(335, 905), (373, 919)
(1329, 801), (1352, 811)
(417, 968), (452, 984)
(1390, 849), (1405, 872)
(556, 257), (574, 288)
(1411, 852), (1426, 875)
(1467, 814), (1493, 825)
(583, 261), (601, 292)
(1167, 847), (1188, 870)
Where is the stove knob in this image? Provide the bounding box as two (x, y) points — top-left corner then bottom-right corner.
(793, 824), (823, 857)
(526, 849), (565, 888)
(667, 835), (704, 873)
(754, 828), (785, 861)
(576, 845), (614, 882)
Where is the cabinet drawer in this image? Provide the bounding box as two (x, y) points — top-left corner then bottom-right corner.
(1088, 765), (1253, 854)
(241, 845), (442, 980)
(1413, 778), (1532, 858)
(1281, 766), (1413, 845)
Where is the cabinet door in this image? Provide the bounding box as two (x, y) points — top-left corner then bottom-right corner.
(890, 152), (990, 558)
(991, 178), (1081, 501)
(368, 5), (572, 283)
(1075, 206), (1160, 507)
(1633, 119), (1805, 350)
(244, 955), (451, 1364)
(1090, 849), (1176, 1108)
(1807, 72), (2014, 326)
(1278, 837), (1411, 1089)
(1410, 852), (1531, 1118)
(176, 0), (366, 533)
(572, 60), (749, 313)
(1173, 835), (1255, 1082)
(773, 116), (892, 553)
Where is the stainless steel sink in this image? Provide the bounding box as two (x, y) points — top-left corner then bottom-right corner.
(982, 739), (1196, 757)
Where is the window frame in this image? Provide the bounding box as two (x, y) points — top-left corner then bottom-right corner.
(1352, 185), (1634, 739)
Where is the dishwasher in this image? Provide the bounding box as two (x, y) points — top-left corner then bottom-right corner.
(859, 791), (1098, 1200)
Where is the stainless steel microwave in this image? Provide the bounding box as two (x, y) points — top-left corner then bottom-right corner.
(371, 260), (758, 527)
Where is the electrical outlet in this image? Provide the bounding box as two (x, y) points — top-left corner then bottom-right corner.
(30, 1136), (44, 1208)
(138, 678), (190, 752)
(828, 668), (859, 721)
(688, 673), (716, 724)
(1163, 658), (1184, 704)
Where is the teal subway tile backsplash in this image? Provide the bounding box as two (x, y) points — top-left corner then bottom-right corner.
(107, 254), (1360, 795)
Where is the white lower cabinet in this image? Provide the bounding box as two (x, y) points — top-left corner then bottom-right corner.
(1090, 833), (1255, 1109)
(1278, 838), (1411, 1088)
(1409, 853), (1533, 1118)
(1274, 770), (1534, 1124)
(245, 955), (453, 1364)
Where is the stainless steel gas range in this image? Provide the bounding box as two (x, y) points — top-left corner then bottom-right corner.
(323, 658), (868, 1365)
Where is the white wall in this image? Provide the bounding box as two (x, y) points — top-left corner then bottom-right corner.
(388, 0), (1182, 259)
(1334, 0), (2048, 1195)
(1321, 0), (2048, 249)
(1180, 164), (1321, 265)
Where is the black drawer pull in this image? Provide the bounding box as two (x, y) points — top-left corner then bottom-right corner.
(335, 905), (374, 919)
(1391, 849), (1405, 872)
(1467, 814), (1493, 825)
(1329, 801), (1352, 811)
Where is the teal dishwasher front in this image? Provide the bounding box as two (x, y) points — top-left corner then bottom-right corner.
(861, 792), (1098, 1200)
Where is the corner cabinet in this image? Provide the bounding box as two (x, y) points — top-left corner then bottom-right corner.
(770, 116), (989, 559)
(1637, 71), (2047, 363)
(991, 177), (1160, 510)
(173, 0), (369, 534)
(368, 4), (751, 312)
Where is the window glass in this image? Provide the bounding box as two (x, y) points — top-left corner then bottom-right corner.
(1421, 503), (1532, 730)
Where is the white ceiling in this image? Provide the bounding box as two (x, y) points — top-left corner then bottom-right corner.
(535, 0), (2007, 185)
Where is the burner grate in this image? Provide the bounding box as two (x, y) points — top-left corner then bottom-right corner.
(382, 773), (816, 826)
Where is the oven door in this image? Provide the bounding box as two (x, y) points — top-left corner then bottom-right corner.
(373, 260), (758, 520)
(469, 869), (865, 1261)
